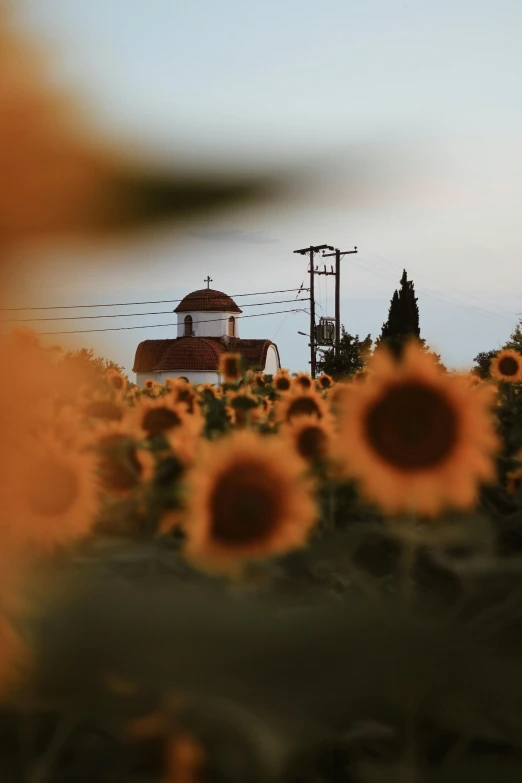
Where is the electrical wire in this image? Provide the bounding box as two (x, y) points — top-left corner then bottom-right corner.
(346, 255), (515, 324)
(272, 280), (307, 341)
(365, 249), (519, 320)
(355, 256), (510, 322)
(0, 298), (310, 323)
(0, 288), (310, 312)
(32, 308), (309, 336)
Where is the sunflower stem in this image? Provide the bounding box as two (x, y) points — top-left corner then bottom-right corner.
(399, 515), (417, 602)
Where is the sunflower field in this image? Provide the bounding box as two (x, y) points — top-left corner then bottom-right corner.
(1, 329), (522, 782)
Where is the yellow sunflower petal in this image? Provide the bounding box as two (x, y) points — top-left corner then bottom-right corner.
(183, 430), (318, 573)
(336, 343), (499, 516)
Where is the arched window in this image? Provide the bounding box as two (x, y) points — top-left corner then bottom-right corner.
(184, 315), (193, 336)
(227, 316), (235, 337)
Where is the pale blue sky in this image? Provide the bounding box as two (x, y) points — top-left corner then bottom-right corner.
(10, 0), (522, 374)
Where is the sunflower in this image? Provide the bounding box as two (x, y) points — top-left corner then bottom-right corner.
(2, 433), (100, 550)
(316, 373), (334, 390)
(225, 389), (262, 428)
(132, 396), (192, 440)
(166, 379), (200, 414)
(335, 341), (499, 516)
(143, 378), (161, 394)
(197, 382), (218, 398)
(106, 368), (127, 394)
(273, 369), (292, 393)
(183, 430), (318, 573)
(275, 388), (330, 425)
(285, 415), (334, 464)
(490, 349), (522, 383)
(166, 412), (205, 466)
(218, 353), (243, 384)
(82, 394), (124, 424)
(93, 423), (154, 495)
(252, 372), (266, 388)
(292, 372), (313, 392)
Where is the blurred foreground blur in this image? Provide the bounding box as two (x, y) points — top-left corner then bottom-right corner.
(0, 329), (522, 780)
(0, 6), (283, 273)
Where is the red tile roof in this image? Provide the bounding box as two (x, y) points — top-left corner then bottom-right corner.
(155, 337), (224, 371)
(222, 336), (280, 371)
(174, 288), (242, 314)
(133, 336), (279, 373)
(132, 339), (175, 373)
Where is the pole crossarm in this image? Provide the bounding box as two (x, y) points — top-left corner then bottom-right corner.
(322, 246), (358, 258)
(293, 244), (333, 255)
(293, 244), (357, 375)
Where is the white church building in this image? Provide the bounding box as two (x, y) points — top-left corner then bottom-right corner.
(133, 284), (281, 387)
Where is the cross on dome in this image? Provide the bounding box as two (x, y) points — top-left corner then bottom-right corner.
(204, 275), (213, 289)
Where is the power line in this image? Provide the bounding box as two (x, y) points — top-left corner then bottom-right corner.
(365, 249), (519, 319)
(356, 256), (511, 322)
(31, 308), (309, 336)
(0, 288), (310, 313)
(272, 280), (307, 341)
(347, 255), (515, 324)
(0, 298), (309, 323)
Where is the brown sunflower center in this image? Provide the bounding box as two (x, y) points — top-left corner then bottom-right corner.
(296, 376), (312, 389)
(27, 460), (79, 516)
(276, 376), (291, 391)
(319, 376), (332, 388)
(498, 356), (519, 377)
(142, 407), (182, 438)
(208, 463), (282, 548)
(176, 388), (195, 413)
(223, 358), (240, 378)
(98, 434), (143, 492)
(365, 382), (458, 471)
(84, 400), (123, 422)
(286, 396), (322, 421)
(110, 375), (125, 390)
(296, 426), (328, 461)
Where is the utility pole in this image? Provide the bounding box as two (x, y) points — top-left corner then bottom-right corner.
(293, 244), (332, 378)
(322, 246), (358, 360)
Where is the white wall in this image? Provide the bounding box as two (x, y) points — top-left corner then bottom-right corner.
(264, 344), (280, 375)
(136, 370), (219, 388)
(176, 310), (240, 338)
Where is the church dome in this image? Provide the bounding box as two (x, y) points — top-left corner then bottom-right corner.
(174, 288), (242, 314)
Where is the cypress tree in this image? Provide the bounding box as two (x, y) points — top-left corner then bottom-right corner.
(378, 269), (421, 356)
